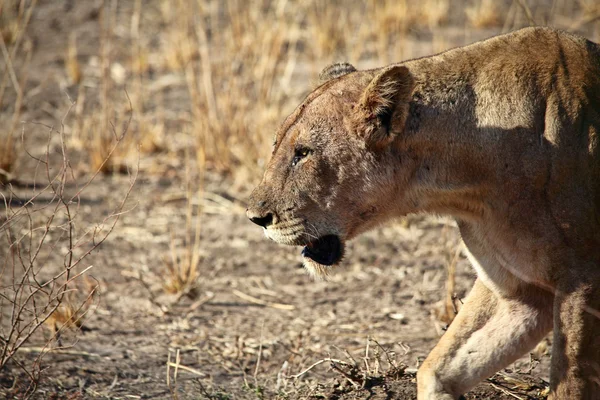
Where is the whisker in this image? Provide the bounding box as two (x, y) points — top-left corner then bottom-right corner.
(305, 221), (322, 240)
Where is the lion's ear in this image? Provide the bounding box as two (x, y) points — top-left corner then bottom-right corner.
(356, 65), (414, 150)
(318, 62), (356, 85)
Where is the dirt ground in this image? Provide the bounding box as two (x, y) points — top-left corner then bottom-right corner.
(1, 179), (553, 399)
(4, 0), (599, 399)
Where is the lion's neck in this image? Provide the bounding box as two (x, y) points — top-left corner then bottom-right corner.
(395, 58), (495, 221)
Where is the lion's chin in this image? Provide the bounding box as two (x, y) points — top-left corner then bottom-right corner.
(301, 235), (344, 280)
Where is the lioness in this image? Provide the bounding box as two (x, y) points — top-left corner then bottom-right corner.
(246, 27), (600, 399)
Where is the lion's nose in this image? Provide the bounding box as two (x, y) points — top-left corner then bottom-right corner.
(246, 205), (274, 228)
(249, 213), (273, 228)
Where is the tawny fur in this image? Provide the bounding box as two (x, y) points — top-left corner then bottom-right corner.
(247, 27), (600, 399)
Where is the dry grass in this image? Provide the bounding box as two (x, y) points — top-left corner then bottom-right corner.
(466, 0), (503, 28)
(0, 138), (16, 184)
(3, 0), (583, 189)
(153, 0), (598, 188)
(66, 1), (140, 175)
(65, 33), (82, 86)
(0, 99), (137, 395)
(167, 0), (290, 181)
(82, 103), (136, 174)
(160, 0), (460, 185)
(44, 277), (98, 337)
(0, 0), (35, 183)
(3, 0), (600, 185)
(162, 150), (205, 296)
(163, 227), (202, 297)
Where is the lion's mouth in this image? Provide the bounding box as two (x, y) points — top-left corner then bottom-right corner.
(301, 235), (343, 266)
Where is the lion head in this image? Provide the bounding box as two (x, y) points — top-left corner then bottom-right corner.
(246, 62), (416, 278)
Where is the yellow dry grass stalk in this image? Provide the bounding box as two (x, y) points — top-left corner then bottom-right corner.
(1, 18), (17, 47)
(81, 1), (137, 174)
(579, 0), (600, 15)
(66, 32), (82, 85)
(0, 0), (35, 183)
(83, 108), (136, 174)
(44, 278), (98, 335)
(163, 230), (202, 296)
(0, 135), (16, 184)
(465, 0), (502, 28)
(164, 0), (295, 182)
(368, 0), (450, 35)
(308, 2), (352, 59)
(137, 118), (165, 154)
(163, 149), (205, 296)
(127, 0), (165, 157)
(44, 299), (84, 334)
(161, 0), (459, 183)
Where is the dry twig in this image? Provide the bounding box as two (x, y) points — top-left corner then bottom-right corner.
(232, 289), (295, 311)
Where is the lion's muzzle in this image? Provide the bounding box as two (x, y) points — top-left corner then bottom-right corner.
(246, 190), (277, 228)
(247, 209), (274, 228)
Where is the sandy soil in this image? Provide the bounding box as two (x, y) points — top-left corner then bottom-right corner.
(1, 178), (552, 399)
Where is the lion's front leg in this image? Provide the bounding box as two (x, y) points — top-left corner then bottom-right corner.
(551, 279), (600, 399)
(417, 279), (553, 400)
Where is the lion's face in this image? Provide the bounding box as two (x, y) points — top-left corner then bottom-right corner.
(247, 63), (415, 278)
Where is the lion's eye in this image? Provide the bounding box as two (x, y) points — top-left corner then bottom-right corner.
(292, 147), (311, 166)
